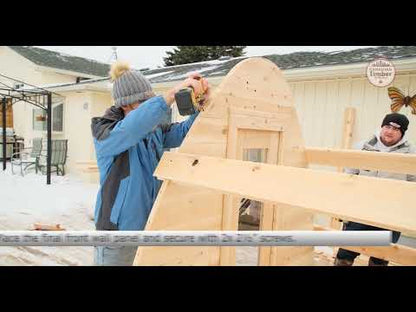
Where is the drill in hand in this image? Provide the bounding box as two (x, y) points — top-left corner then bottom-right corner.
(174, 77), (207, 116)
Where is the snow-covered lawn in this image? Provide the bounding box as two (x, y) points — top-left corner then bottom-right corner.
(0, 163), (343, 266)
(0, 164), (98, 265)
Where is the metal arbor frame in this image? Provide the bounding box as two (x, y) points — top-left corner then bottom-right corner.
(0, 73), (63, 185)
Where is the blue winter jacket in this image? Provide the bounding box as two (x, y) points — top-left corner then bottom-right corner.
(91, 96), (198, 231)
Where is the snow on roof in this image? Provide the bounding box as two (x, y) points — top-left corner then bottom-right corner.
(143, 46), (416, 84)
(9, 46), (111, 78)
(16, 77), (111, 93)
(144, 70), (175, 80)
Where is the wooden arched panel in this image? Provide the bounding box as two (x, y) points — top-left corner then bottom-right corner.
(134, 58), (313, 266)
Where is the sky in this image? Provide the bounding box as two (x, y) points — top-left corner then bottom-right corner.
(37, 46), (377, 70)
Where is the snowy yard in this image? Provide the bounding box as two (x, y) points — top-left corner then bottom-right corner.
(0, 165), (98, 265)
(0, 163), (357, 266)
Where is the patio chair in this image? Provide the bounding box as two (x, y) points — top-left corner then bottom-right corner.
(11, 137), (43, 176)
(37, 139), (68, 176)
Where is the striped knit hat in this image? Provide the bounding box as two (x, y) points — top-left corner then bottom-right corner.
(109, 61), (155, 107)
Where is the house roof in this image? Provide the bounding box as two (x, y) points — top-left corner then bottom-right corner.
(143, 46), (416, 83)
(10, 46), (416, 89)
(8, 46), (111, 78)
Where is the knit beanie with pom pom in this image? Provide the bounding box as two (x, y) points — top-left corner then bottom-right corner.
(109, 61), (155, 108)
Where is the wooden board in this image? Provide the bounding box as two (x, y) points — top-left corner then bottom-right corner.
(314, 225), (416, 265)
(134, 181), (223, 265)
(75, 145), (416, 176)
(305, 147), (416, 175)
(134, 57), (313, 266)
(340, 108), (356, 153)
(154, 152), (416, 235)
(0, 99), (13, 128)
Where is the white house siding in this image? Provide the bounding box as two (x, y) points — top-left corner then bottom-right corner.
(89, 91), (113, 161)
(64, 91), (112, 176)
(62, 92), (92, 175)
(39, 69), (79, 85)
(289, 73), (416, 149)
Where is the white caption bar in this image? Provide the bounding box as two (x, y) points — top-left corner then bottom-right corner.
(0, 231), (391, 246)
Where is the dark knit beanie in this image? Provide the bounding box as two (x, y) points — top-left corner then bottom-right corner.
(381, 113), (409, 136)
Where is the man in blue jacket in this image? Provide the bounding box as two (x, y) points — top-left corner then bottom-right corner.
(91, 61), (209, 265)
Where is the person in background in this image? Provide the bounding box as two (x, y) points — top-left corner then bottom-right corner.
(335, 113), (415, 266)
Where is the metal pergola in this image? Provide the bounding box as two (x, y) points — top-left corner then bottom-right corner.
(0, 73), (64, 184)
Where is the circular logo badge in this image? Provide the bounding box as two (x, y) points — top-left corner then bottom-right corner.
(366, 58), (396, 87)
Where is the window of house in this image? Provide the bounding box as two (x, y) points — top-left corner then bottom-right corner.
(52, 103), (63, 132)
(32, 102), (64, 133)
(33, 109), (47, 131)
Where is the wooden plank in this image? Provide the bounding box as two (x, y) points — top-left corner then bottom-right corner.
(230, 106), (294, 119)
(220, 111), (239, 265)
(305, 147), (416, 175)
(341, 108), (356, 149)
(314, 225), (416, 265)
(134, 181), (223, 266)
(230, 114), (286, 132)
(262, 203), (314, 266)
(277, 133), (284, 165)
(257, 131), (278, 266)
(181, 116), (227, 148)
(258, 202), (274, 266)
(33, 223), (65, 231)
(337, 107), (356, 172)
(155, 152), (416, 234)
(0, 100), (13, 128)
(229, 107), (293, 132)
(220, 195), (238, 265)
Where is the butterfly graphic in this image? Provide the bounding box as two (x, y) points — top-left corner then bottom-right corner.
(387, 87), (416, 115)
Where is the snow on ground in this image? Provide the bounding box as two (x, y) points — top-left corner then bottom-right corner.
(0, 164), (98, 265)
(0, 163), (371, 266)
